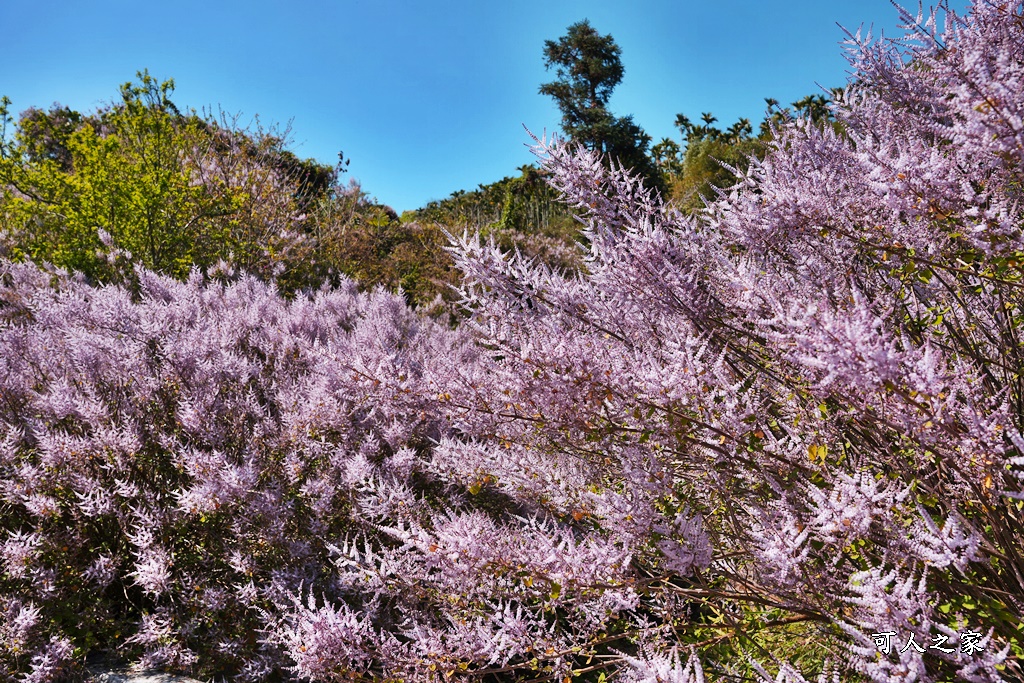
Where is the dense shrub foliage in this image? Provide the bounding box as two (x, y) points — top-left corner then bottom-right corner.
(0, 73), (335, 290)
(408, 167), (582, 273)
(1, 2), (1023, 682)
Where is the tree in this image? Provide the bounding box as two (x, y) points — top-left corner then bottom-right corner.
(0, 71), (337, 288)
(540, 20), (664, 193)
(666, 110), (763, 212)
(665, 93), (838, 214)
(0, 74), (222, 280)
(539, 20), (622, 138)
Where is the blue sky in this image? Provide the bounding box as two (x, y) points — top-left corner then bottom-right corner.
(1, 0), (970, 213)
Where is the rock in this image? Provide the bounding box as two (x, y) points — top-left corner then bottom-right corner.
(84, 656), (206, 683)
(90, 674), (206, 683)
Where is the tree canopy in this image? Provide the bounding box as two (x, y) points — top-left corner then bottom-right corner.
(540, 20), (664, 193)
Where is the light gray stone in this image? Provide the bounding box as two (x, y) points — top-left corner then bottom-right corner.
(90, 674), (205, 683)
(86, 664), (207, 683)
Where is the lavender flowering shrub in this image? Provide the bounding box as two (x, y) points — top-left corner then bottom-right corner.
(2, 1), (1023, 682)
(447, 1), (1024, 680)
(0, 262), (475, 680)
(0, 264), (710, 681)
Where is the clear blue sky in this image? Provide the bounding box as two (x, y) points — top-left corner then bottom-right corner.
(1, 0), (970, 213)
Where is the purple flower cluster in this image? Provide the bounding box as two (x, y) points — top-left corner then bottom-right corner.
(449, 1), (1023, 679)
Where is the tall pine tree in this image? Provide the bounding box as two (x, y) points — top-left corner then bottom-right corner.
(539, 20), (664, 193)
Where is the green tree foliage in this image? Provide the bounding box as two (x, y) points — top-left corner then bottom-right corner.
(0, 73), (573, 310)
(0, 74), (432, 305)
(313, 179), (459, 310)
(0, 70), (841, 316)
(540, 20), (664, 193)
(760, 93), (837, 136)
(650, 136), (683, 176)
(413, 165), (567, 233)
(409, 165), (582, 273)
(661, 92), (838, 213)
(317, 166), (583, 313)
(666, 112), (764, 213)
(2, 73), (228, 280)
(0, 71), (338, 289)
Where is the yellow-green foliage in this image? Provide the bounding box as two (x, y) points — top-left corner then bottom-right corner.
(670, 136), (764, 213)
(410, 165), (582, 273)
(0, 71), (336, 291)
(660, 95), (838, 214)
(1, 72), (837, 316)
(1, 73), (239, 280)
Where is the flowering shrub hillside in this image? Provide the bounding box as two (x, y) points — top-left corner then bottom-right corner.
(1, 2), (1022, 683)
